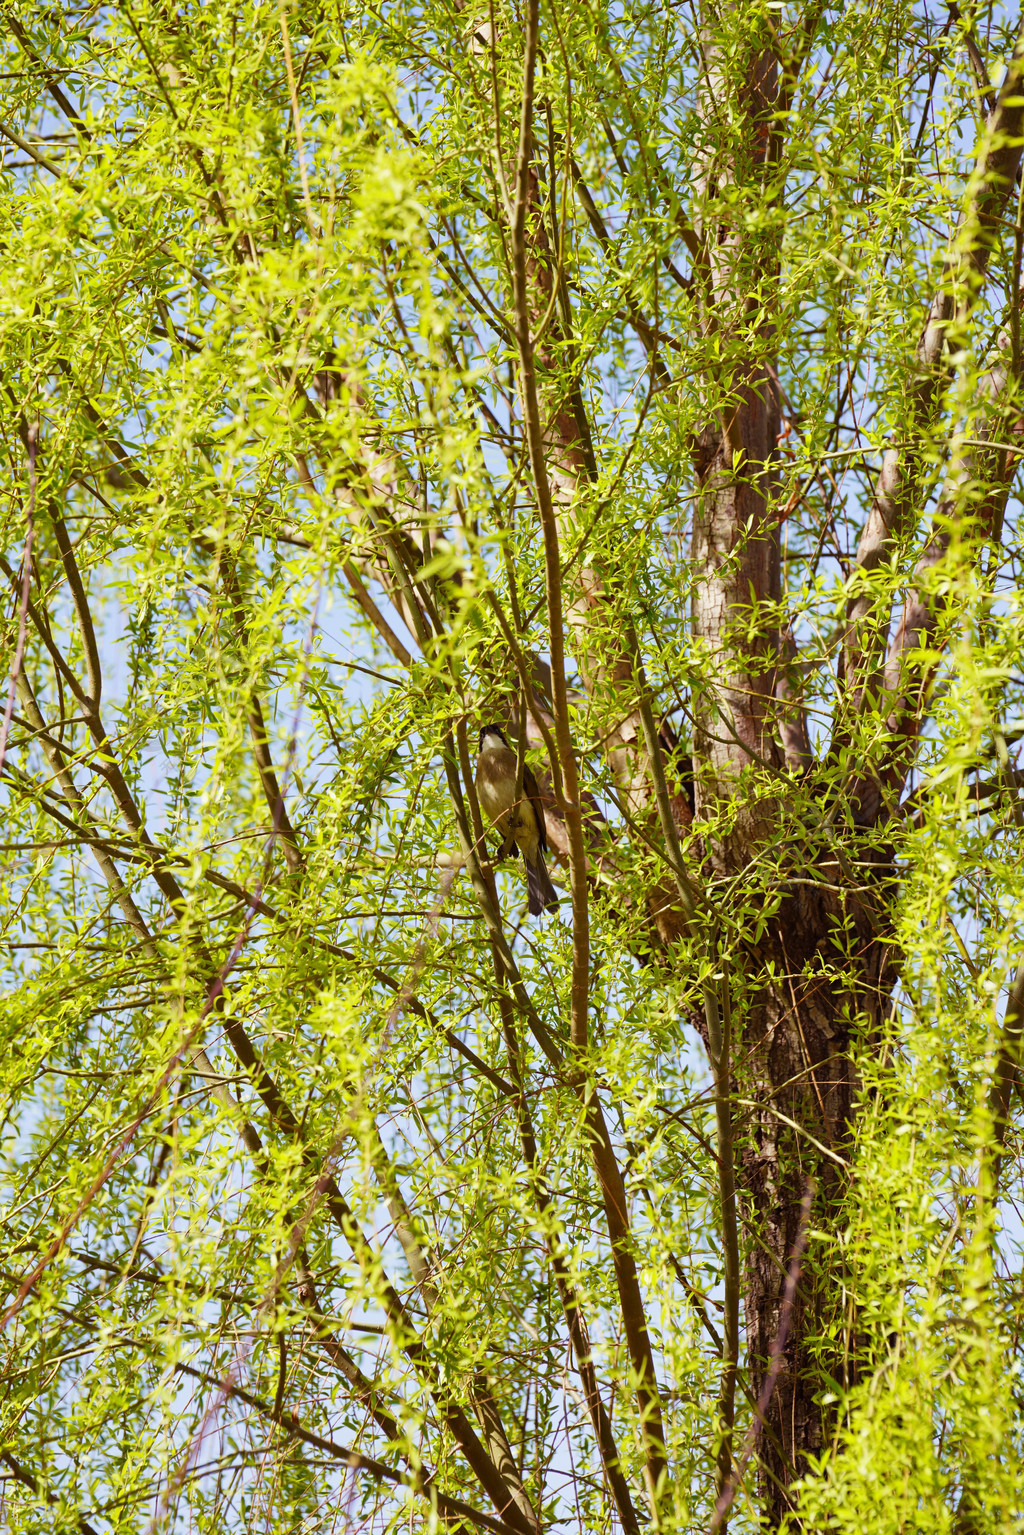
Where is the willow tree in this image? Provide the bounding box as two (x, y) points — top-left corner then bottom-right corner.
(3, 0), (1024, 1529)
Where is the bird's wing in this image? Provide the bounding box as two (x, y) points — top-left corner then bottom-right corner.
(522, 763), (548, 856)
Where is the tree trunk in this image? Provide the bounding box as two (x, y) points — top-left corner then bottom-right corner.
(737, 868), (896, 1517)
(687, 10), (900, 1518)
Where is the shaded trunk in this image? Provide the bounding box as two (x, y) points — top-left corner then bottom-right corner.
(691, 380), (892, 1517)
(686, 12), (898, 1519)
(735, 862), (896, 1517)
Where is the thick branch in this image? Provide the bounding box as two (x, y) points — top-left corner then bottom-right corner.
(843, 22), (1024, 708)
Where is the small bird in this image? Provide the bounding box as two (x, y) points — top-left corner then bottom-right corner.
(475, 725), (559, 916)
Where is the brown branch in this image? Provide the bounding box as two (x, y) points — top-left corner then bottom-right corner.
(567, 153), (673, 381)
(342, 556), (415, 667)
(494, 978), (643, 1535)
(5, 16), (93, 140)
(767, 0), (830, 188)
(948, 4), (999, 115)
(0, 423), (36, 776)
(0, 1451), (99, 1535)
(636, 674), (740, 1495)
(868, 354), (1023, 817)
(507, 0), (591, 1058)
(242, 689), (305, 874)
(0, 116), (76, 181)
(364, 1014), (537, 1526)
(49, 505), (101, 708)
(710, 1179), (815, 1535)
(504, 13), (669, 1508)
(445, 718), (668, 1513)
(218, 558), (305, 875)
(632, 674), (741, 1486)
(987, 954), (1024, 1189)
(842, 20), (1024, 710)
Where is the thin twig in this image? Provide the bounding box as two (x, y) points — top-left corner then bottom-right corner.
(0, 424), (36, 778)
(279, 0), (316, 237)
(711, 1178), (815, 1534)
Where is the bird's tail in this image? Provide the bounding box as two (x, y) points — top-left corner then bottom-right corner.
(525, 853), (559, 916)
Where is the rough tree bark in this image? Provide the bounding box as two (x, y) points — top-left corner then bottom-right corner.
(679, 11), (1024, 1520)
(685, 12), (856, 1512)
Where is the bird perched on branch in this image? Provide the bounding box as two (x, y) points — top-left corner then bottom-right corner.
(475, 725), (559, 916)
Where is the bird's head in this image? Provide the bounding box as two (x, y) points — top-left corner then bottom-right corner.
(478, 724), (510, 752)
